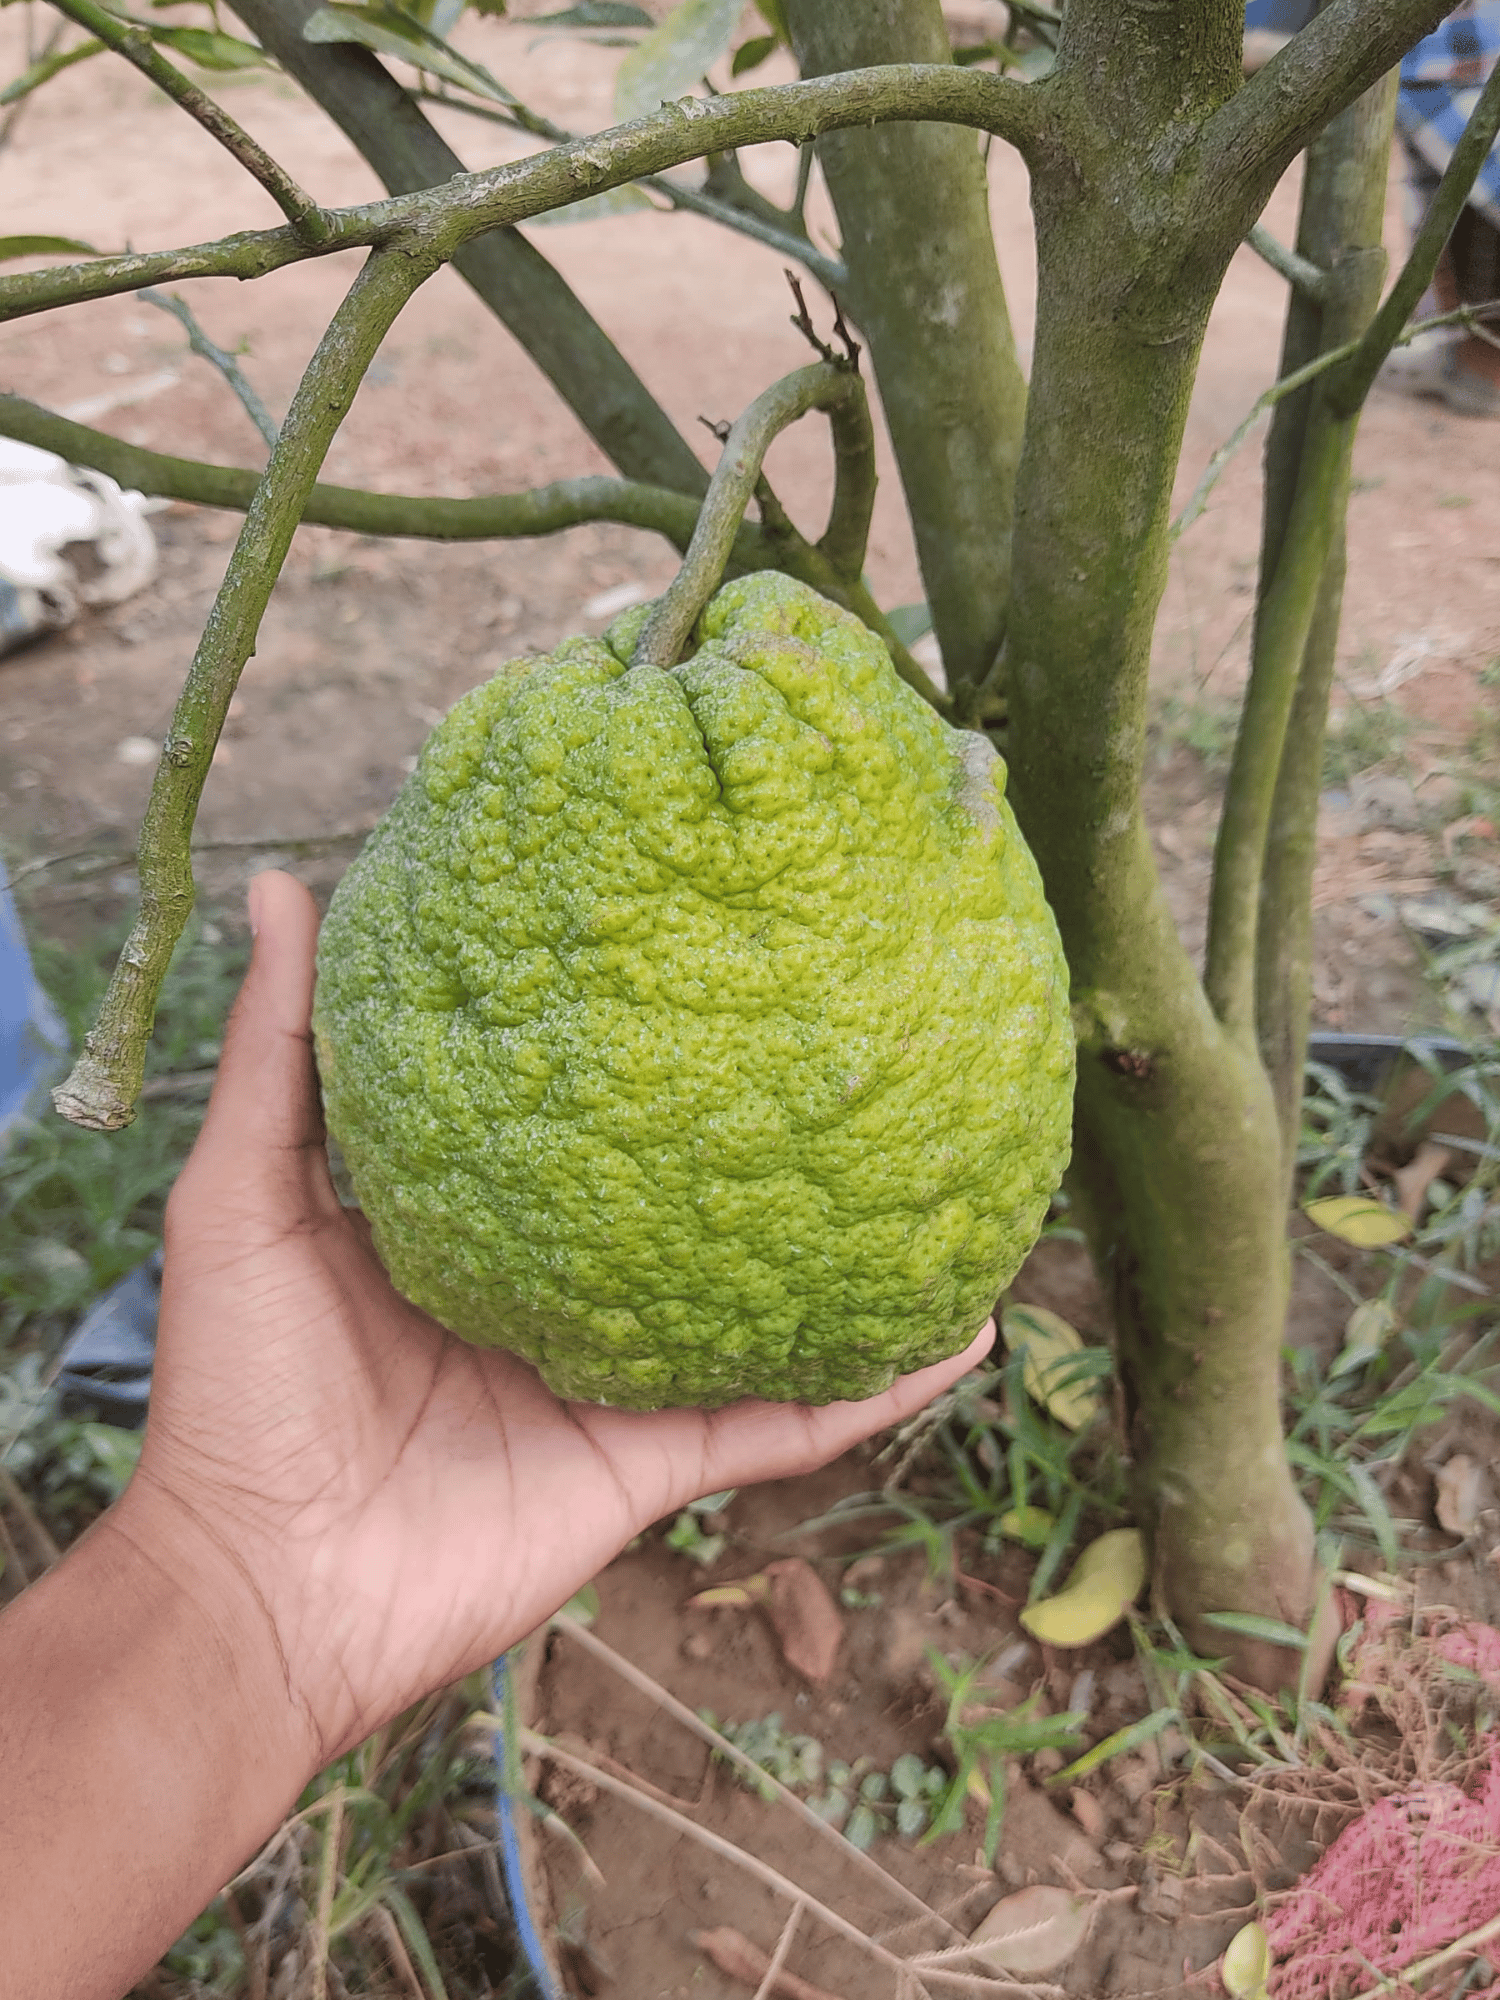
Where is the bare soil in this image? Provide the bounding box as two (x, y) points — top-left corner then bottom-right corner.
(2, 13), (1498, 1996)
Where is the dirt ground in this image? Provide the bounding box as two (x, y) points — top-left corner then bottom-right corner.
(2, 11), (1499, 1998)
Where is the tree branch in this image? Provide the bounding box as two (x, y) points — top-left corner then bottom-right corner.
(140, 289), (280, 448)
(52, 244), (435, 1131)
(409, 89), (849, 291)
(0, 221), (340, 322)
(1200, 0), (1451, 225)
(1246, 223), (1326, 302)
(632, 361), (872, 669)
(0, 391), (762, 554)
(787, 0), (1029, 700)
(0, 63), (1048, 324)
(47, 0), (329, 241)
(1325, 53), (1500, 417)
(1204, 78), (1396, 1046)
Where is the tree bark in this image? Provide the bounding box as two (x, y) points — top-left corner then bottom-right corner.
(784, 0), (1028, 696)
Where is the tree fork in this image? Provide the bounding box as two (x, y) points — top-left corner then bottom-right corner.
(784, 0), (1028, 697)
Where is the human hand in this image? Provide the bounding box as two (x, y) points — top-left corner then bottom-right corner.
(123, 871), (993, 1769)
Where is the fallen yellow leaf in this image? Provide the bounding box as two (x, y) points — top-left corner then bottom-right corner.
(1001, 1304), (1101, 1429)
(1019, 1529), (1146, 1648)
(1303, 1195), (1412, 1248)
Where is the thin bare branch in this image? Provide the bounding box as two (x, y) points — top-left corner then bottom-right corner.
(550, 1612), (965, 1946)
(1246, 223), (1326, 301)
(47, 0), (329, 240)
(140, 290), (279, 448)
(632, 361), (873, 670)
(409, 88), (848, 290)
(752, 1905), (806, 2000)
(52, 245), (435, 1131)
(1171, 302), (1500, 542)
(0, 1464), (61, 1569)
(1205, 77), (1396, 1042)
(1326, 54), (1500, 416)
(0, 390), (754, 558)
(521, 1731), (1058, 1998)
(309, 1786), (344, 2000)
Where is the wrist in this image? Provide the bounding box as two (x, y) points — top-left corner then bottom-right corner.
(113, 1470), (327, 1776)
(0, 1496), (322, 2000)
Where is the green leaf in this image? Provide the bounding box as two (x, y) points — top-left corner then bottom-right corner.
(381, 1888), (449, 2000)
(884, 600), (932, 646)
(80, 1421), (143, 1496)
(845, 1802), (877, 1851)
(531, 2), (652, 23)
(730, 31), (777, 75)
(614, 0), (743, 122)
(889, 1752), (925, 1799)
(753, 0), (788, 37)
(1049, 1706), (1179, 1785)
(0, 232), (101, 261)
(1199, 1610), (1309, 1651)
(1303, 1194), (1413, 1248)
(0, 40), (106, 107)
(997, 1504), (1056, 1550)
(303, 3), (518, 105)
(1346, 1460), (1402, 1571)
(151, 25), (269, 69)
(952, 38), (1023, 68)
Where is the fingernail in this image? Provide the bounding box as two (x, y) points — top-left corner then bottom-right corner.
(247, 874), (265, 937)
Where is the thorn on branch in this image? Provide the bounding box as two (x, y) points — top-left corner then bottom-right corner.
(784, 269), (860, 373)
(697, 414), (733, 443)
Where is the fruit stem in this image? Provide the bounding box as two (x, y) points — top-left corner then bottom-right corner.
(631, 361), (874, 669)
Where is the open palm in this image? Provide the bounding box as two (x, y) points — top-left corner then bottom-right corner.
(130, 872), (991, 1760)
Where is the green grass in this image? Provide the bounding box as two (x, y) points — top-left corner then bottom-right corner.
(1323, 692), (1411, 787)
(1, 913), (244, 1358)
(1150, 690), (1239, 773)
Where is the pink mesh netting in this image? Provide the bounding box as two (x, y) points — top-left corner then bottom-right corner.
(1264, 1621), (1500, 2000)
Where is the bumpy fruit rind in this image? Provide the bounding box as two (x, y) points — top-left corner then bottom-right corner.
(313, 573), (1073, 1409)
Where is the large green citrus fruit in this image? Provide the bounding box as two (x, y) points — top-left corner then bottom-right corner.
(313, 573), (1073, 1408)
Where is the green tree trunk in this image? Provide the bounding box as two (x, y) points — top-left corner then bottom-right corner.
(784, 0), (1028, 696)
(1005, 298), (1317, 1683)
(1002, 3), (1325, 1683)
(1252, 79), (1399, 1166)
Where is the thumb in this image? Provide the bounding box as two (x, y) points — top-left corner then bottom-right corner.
(189, 871), (331, 1205)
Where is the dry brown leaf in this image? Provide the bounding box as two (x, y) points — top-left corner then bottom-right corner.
(1070, 1788), (1106, 1842)
(1434, 1453), (1489, 1537)
(763, 1558), (844, 1684)
(690, 1927), (847, 2000)
(970, 1884), (1091, 1974)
